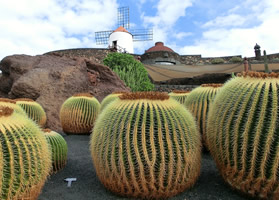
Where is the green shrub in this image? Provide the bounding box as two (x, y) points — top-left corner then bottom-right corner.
(229, 56), (243, 63)
(211, 58), (225, 64)
(103, 53), (154, 91)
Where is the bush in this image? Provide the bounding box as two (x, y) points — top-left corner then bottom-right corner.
(211, 58), (225, 64)
(229, 56), (243, 63)
(103, 53), (154, 91)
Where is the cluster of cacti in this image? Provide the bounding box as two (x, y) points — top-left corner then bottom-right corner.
(100, 92), (126, 111)
(16, 98), (47, 127)
(0, 98), (28, 117)
(0, 106), (51, 200)
(185, 84), (223, 146)
(206, 71), (279, 199)
(42, 129), (68, 173)
(60, 93), (100, 134)
(90, 92), (201, 199)
(168, 90), (191, 106)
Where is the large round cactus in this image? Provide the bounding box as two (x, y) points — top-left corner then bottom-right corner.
(16, 98), (47, 127)
(91, 92), (201, 199)
(0, 106), (51, 200)
(168, 90), (191, 106)
(60, 93), (100, 134)
(185, 84), (222, 146)
(0, 98), (28, 117)
(43, 129), (68, 173)
(100, 92), (126, 112)
(206, 72), (279, 199)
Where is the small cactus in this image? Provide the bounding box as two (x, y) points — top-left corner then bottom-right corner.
(0, 106), (51, 200)
(185, 84), (223, 147)
(60, 93), (100, 134)
(0, 98), (28, 117)
(42, 129), (68, 173)
(168, 90), (191, 106)
(91, 92), (201, 199)
(264, 50), (271, 73)
(206, 71), (279, 199)
(16, 98), (47, 127)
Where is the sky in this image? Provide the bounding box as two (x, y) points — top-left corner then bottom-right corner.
(0, 0), (279, 62)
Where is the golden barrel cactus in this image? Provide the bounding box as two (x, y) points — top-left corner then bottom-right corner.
(0, 106), (51, 200)
(60, 93), (100, 134)
(206, 72), (279, 199)
(16, 98), (47, 127)
(168, 90), (191, 106)
(185, 84), (222, 146)
(0, 98), (27, 117)
(43, 129), (68, 173)
(100, 92), (126, 112)
(91, 92), (201, 199)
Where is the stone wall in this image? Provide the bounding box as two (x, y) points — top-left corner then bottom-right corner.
(141, 51), (181, 65)
(45, 48), (111, 64)
(155, 84), (198, 92)
(248, 52), (279, 62)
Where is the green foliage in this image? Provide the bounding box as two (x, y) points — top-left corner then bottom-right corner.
(103, 53), (154, 91)
(229, 56), (243, 63)
(211, 58), (225, 64)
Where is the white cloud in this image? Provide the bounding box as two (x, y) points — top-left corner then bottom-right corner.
(178, 0), (279, 57)
(0, 0), (118, 60)
(173, 32), (193, 39)
(202, 14), (249, 28)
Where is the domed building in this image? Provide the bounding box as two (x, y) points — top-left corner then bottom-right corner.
(141, 42), (181, 65)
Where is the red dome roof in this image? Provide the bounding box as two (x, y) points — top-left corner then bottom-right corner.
(145, 42), (174, 53)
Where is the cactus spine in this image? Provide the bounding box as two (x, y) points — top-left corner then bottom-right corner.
(185, 84), (222, 146)
(91, 92), (201, 199)
(60, 93), (100, 134)
(43, 129), (68, 173)
(168, 90), (191, 106)
(16, 98), (47, 127)
(100, 92), (126, 112)
(206, 72), (279, 199)
(0, 106), (51, 200)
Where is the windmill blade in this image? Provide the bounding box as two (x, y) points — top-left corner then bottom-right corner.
(130, 28), (153, 41)
(118, 7), (129, 29)
(95, 30), (113, 45)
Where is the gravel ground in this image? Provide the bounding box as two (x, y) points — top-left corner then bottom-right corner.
(39, 135), (250, 200)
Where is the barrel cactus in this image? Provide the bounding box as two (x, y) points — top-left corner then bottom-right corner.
(0, 98), (27, 117)
(91, 92), (201, 199)
(60, 93), (100, 134)
(16, 98), (47, 127)
(206, 72), (279, 199)
(43, 129), (68, 173)
(0, 106), (51, 200)
(185, 84), (222, 146)
(168, 90), (191, 106)
(100, 92), (126, 112)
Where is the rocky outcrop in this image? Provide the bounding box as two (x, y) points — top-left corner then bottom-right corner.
(0, 54), (130, 132)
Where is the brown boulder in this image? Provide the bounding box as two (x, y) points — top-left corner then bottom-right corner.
(0, 54), (130, 132)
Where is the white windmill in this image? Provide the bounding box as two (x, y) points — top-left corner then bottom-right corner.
(95, 7), (153, 54)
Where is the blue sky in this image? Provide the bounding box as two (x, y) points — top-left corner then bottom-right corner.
(0, 0), (279, 61)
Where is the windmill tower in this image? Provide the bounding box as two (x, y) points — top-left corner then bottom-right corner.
(95, 7), (153, 54)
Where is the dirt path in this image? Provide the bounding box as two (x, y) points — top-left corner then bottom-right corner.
(39, 135), (249, 200)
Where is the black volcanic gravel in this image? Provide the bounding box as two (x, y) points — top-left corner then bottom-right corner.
(39, 135), (249, 200)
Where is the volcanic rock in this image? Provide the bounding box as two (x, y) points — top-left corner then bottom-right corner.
(0, 54), (130, 132)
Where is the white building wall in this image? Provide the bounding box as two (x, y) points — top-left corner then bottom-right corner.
(108, 31), (134, 54)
